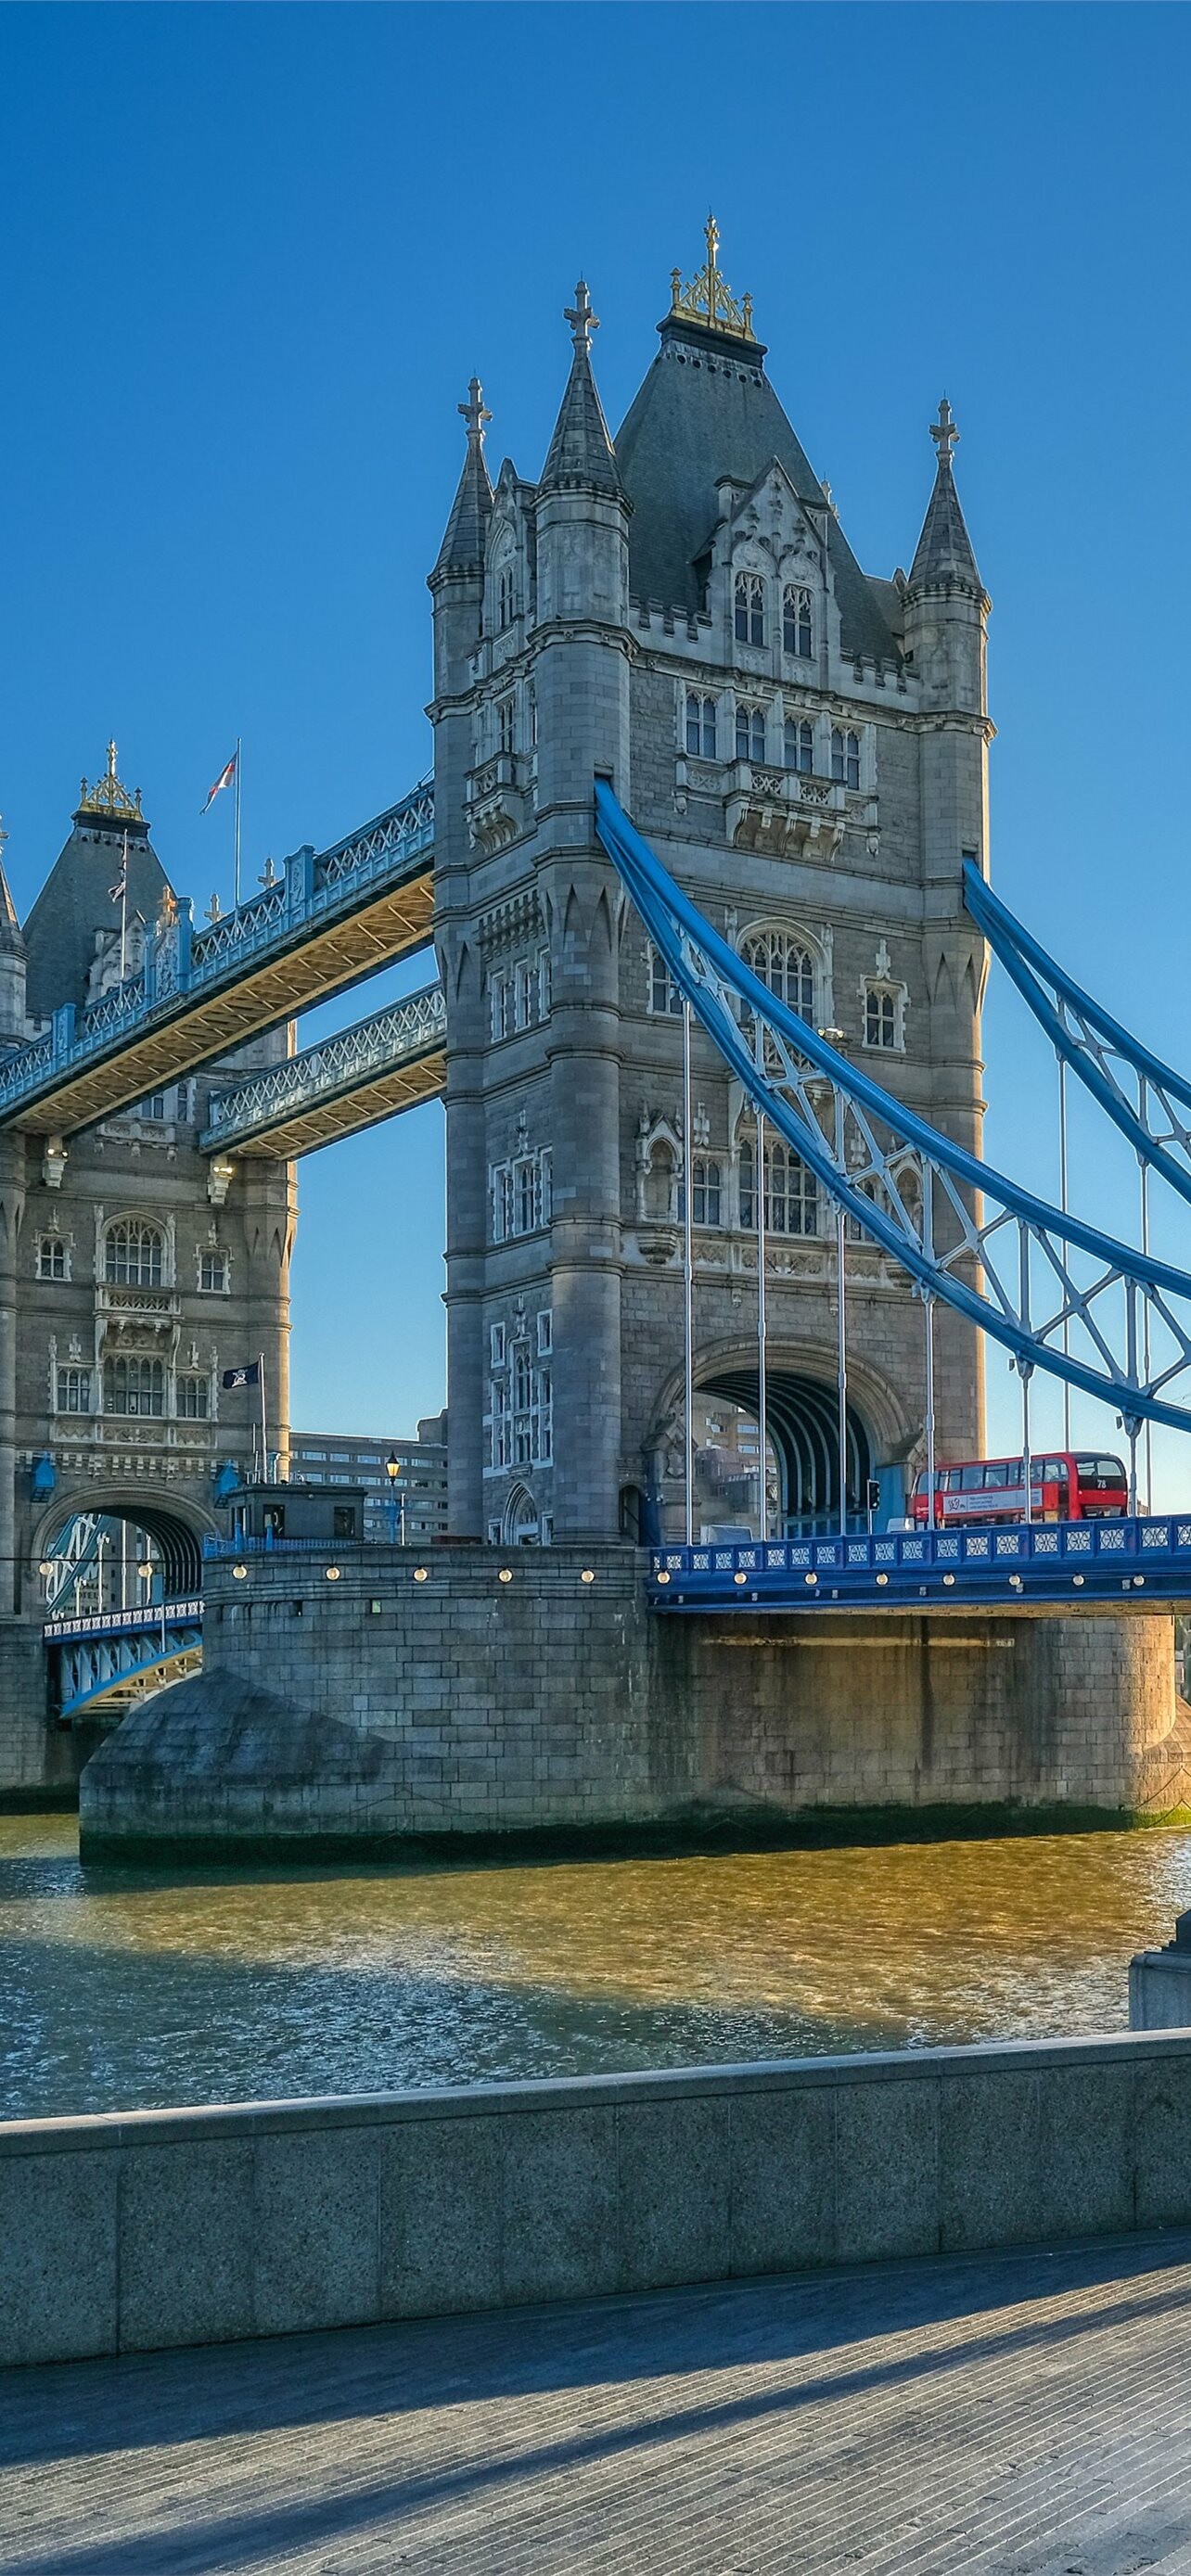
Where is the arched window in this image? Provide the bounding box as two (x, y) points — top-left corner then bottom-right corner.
(738, 1137), (818, 1237)
(783, 586), (813, 657)
(741, 929), (816, 1021)
(734, 571), (765, 647)
(735, 702), (767, 764)
(496, 565), (515, 630)
(104, 1220), (164, 1289)
(783, 717), (814, 774)
(685, 692), (718, 759)
(104, 1356), (164, 1418)
(831, 726), (861, 790)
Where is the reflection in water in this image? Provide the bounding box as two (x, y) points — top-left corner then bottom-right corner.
(2, 1814), (1189, 2121)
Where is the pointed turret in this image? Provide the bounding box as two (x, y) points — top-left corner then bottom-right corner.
(539, 283), (623, 499)
(0, 821), (26, 1047)
(430, 377), (494, 583)
(907, 399), (981, 593)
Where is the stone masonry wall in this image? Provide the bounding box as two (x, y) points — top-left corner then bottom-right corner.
(77, 1546), (1191, 1854)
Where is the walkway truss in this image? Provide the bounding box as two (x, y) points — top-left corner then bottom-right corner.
(594, 783), (1191, 1447)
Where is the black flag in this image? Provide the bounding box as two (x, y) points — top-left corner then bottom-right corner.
(222, 1359), (262, 1391)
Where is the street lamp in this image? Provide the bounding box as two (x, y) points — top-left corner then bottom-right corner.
(385, 1452), (404, 1545)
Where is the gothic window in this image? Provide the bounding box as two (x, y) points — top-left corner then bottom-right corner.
(685, 693), (718, 759)
(178, 1375), (210, 1420)
(736, 702), (767, 765)
(516, 1156), (537, 1237)
(741, 929), (816, 1021)
(536, 1365), (552, 1464)
(104, 1220), (164, 1289)
(647, 945), (683, 1015)
(537, 1307), (552, 1356)
(831, 726), (862, 790)
(491, 1150), (550, 1243)
(497, 696), (515, 758)
(735, 571), (765, 646)
(783, 586), (813, 658)
(490, 1321), (506, 1368)
(199, 1250), (228, 1293)
(537, 947), (552, 1018)
(36, 1237), (66, 1282)
(738, 1138), (818, 1236)
(783, 717), (814, 774)
(105, 1356), (165, 1418)
(679, 1156), (723, 1228)
(490, 971), (514, 1042)
(516, 960), (534, 1028)
(496, 566), (514, 631)
(56, 1367), (91, 1415)
(490, 1379), (511, 1471)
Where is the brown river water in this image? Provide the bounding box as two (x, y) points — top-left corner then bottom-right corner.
(2, 1814), (1189, 2122)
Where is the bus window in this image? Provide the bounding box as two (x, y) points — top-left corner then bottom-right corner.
(960, 1464), (985, 1490)
(984, 1462), (1011, 1487)
(1077, 1457), (1125, 1489)
(1044, 1459), (1069, 1484)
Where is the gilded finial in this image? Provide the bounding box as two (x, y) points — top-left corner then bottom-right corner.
(458, 376), (492, 447)
(75, 739), (148, 830)
(565, 280), (598, 349)
(668, 215), (757, 344)
(930, 395), (959, 468)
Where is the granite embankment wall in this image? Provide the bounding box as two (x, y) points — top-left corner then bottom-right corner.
(5, 2032), (1191, 2367)
(77, 1546), (1191, 1854)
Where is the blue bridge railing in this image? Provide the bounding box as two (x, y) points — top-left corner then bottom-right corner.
(649, 1516), (1191, 1610)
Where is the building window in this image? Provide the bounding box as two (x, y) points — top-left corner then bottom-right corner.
(679, 1156), (723, 1228)
(199, 1250), (228, 1293)
(497, 695), (515, 758)
(537, 948), (551, 1018)
(537, 1308), (552, 1356)
(490, 1321), (506, 1368)
(490, 1379), (510, 1470)
(734, 571), (765, 646)
(647, 945), (684, 1015)
(738, 1138), (818, 1237)
(831, 726), (861, 790)
(497, 566), (514, 631)
(490, 970), (514, 1041)
(491, 1149), (551, 1243)
(105, 1356), (165, 1418)
(864, 985), (902, 1051)
(56, 1367), (91, 1415)
(142, 1091), (168, 1122)
(783, 586), (813, 658)
(736, 702), (767, 765)
(783, 717), (814, 774)
(516, 960), (535, 1028)
(178, 1375), (210, 1420)
(104, 1220), (164, 1289)
(36, 1237), (66, 1282)
(685, 693), (718, 759)
(741, 929), (815, 1021)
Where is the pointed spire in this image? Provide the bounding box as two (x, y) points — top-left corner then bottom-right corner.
(0, 820), (22, 958)
(908, 397), (981, 591)
(431, 375), (494, 580)
(539, 282), (623, 499)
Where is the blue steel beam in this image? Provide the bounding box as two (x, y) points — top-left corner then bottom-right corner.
(963, 859), (1191, 1209)
(594, 782), (1191, 1436)
(650, 1516), (1191, 1613)
(201, 981), (445, 1160)
(1, 784), (435, 1138)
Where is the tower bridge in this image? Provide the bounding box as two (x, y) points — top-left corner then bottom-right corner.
(5, 223), (1191, 1845)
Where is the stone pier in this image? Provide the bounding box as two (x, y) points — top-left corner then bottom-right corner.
(76, 1544), (1191, 1859)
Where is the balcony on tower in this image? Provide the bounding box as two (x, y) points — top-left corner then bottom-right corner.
(466, 753), (533, 856)
(724, 760), (849, 860)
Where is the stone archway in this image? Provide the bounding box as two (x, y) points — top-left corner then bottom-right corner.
(644, 1336), (913, 1541)
(32, 1486), (216, 1612)
(502, 1483), (540, 1547)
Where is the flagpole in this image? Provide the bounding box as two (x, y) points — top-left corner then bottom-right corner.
(234, 739), (242, 910)
(258, 1351), (268, 1484)
(119, 829), (128, 981)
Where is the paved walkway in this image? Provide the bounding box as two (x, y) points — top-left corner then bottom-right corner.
(4, 2233), (1191, 2573)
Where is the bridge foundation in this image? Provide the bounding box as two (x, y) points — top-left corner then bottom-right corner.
(76, 1546), (1191, 1858)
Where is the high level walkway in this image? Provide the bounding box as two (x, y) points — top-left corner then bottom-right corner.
(5, 2232), (1191, 2572)
(0, 784), (435, 1137)
(201, 979), (445, 1161)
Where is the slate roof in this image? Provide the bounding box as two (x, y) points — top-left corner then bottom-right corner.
(540, 339), (623, 499)
(432, 437), (493, 581)
(614, 314), (901, 666)
(908, 456), (981, 591)
(22, 814), (173, 1026)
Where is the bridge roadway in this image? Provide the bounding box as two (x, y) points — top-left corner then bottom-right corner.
(650, 1512), (1191, 1611)
(43, 1597), (204, 1723)
(0, 784), (435, 1138)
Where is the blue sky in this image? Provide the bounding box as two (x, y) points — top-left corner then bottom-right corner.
(2, 4), (1189, 1486)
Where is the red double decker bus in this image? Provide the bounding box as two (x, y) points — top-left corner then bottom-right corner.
(911, 1450), (1128, 1528)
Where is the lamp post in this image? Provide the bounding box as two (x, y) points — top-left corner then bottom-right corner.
(385, 1452), (404, 1545)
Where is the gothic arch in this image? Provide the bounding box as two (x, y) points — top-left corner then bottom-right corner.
(645, 1333), (914, 1478)
(31, 1485), (216, 1600)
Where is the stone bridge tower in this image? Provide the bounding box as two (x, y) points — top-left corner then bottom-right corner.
(431, 228), (991, 1545)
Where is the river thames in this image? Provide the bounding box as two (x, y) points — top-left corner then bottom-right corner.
(2, 1813), (1190, 2121)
